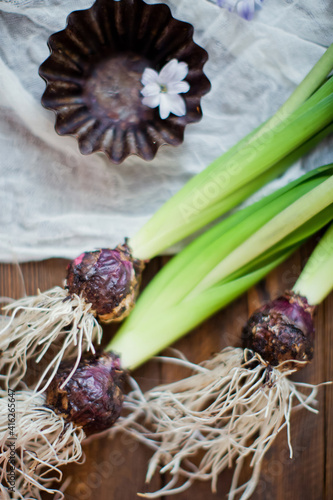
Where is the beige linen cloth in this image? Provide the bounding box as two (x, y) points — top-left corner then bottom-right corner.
(0, 0), (332, 262)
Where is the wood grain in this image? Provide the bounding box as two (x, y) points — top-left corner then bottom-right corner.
(0, 242), (332, 500)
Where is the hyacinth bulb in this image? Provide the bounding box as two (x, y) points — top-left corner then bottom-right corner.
(0, 243), (143, 392)
(66, 243), (145, 322)
(46, 352), (125, 435)
(242, 291), (315, 370)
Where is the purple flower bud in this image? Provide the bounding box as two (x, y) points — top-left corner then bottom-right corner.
(242, 292), (315, 370)
(66, 243), (145, 322)
(237, 0), (255, 21)
(46, 352), (125, 435)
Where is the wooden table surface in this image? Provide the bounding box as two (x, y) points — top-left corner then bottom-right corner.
(1, 239), (332, 500)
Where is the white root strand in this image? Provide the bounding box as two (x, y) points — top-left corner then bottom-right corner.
(113, 347), (322, 499)
(0, 286), (102, 391)
(0, 389), (85, 499)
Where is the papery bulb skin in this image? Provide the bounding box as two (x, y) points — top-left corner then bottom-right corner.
(66, 243), (145, 322)
(46, 352), (125, 435)
(242, 291), (315, 371)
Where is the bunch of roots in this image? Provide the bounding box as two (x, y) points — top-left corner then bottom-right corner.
(0, 287), (102, 391)
(114, 348), (320, 499)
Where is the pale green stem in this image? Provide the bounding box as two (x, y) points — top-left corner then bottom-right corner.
(293, 223), (333, 305)
(131, 93), (333, 259)
(108, 174), (333, 368)
(227, 205), (333, 284)
(123, 167), (333, 329)
(190, 176), (333, 296)
(110, 252), (290, 370)
(109, 203), (332, 368)
(130, 75), (333, 260)
(137, 177), (328, 314)
(252, 44), (333, 141)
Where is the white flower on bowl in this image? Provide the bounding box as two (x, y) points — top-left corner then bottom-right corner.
(141, 59), (190, 120)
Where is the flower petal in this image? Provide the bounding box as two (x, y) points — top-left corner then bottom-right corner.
(158, 59), (188, 84)
(167, 81), (190, 95)
(142, 94), (160, 109)
(141, 67), (159, 86)
(164, 94), (186, 117)
(158, 59), (179, 84)
(172, 61), (188, 82)
(141, 82), (161, 97)
(159, 93), (172, 119)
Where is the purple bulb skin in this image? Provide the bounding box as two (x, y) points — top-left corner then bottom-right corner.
(66, 243), (145, 322)
(242, 292), (315, 371)
(46, 352), (125, 436)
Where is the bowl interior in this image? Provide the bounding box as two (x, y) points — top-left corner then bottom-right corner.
(39, 0), (211, 163)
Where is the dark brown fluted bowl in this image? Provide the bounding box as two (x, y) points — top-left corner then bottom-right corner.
(39, 0), (211, 164)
